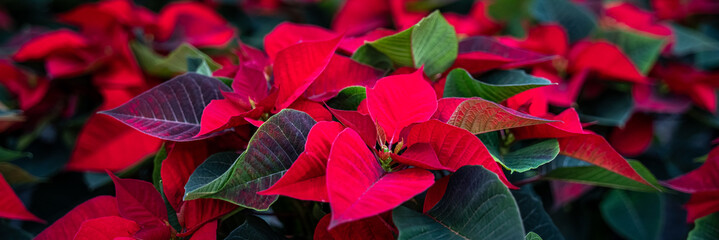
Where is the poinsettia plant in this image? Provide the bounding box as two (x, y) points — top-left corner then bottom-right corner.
(1, 0), (719, 239)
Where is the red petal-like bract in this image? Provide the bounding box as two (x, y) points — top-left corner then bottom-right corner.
(609, 113), (654, 156)
(404, 120), (514, 188)
(391, 143), (448, 170)
(501, 24), (569, 56)
(161, 141), (237, 236)
(685, 190), (719, 222)
(0, 173), (43, 222)
(304, 54), (382, 101)
(314, 213), (395, 240)
(332, 0), (390, 36)
(259, 121), (344, 202)
(264, 22), (337, 61)
(189, 220), (218, 240)
(12, 30), (88, 62)
(605, 2), (672, 36)
(326, 129), (434, 228)
(73, 216), (140, 240)
(550, 181), (593, 210)
(422, 175), (450, 213)
(35, 196), (120, 240)
(67, 114), (162, 172)
(107, 171), (171, 240)
(665, 147), (719, 194)
(366, 69), (437, 143)
(273, 36), (342, 111)
(568, 41), (646, 83)
(327, 107), (378, 147)
(155, 2), (234, 48)
(513, 109), (652, 186)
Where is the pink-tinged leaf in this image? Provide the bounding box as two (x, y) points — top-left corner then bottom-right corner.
(404, 120), (514, 188)
(107, 171), (171, 240)
(609, 113), (654, 156)
(550, 181), (593, 210)
(67, 114), (162, 172)
(35, 196), (119, 240)
(264, 22), (338, 61)
(314, 213), (395, 240)
(327, 107), (377, 147)
(304, 54), (382, 101)
(155, 2), (234, 48)
(12, 29), (88, 61)
(632, 83), (691, 114)
(366, 69), (437, 143)
(189, 220), (218, 240)
(0, 173), (43, 222)
(423, 175), (450, 213)
(664, 147), (719, 193)
(73, 216), (140, 240)
(332, 0), (391, 36)
(273, 36), (343, 112)
(391, 143), (447, 170)
(685, 190), (719, 222)
(289, 98), (334, 122)
(326, 129), (434, 228)
(454, 36), (555, 74)
(259, 121), (344, 202)
(101, 73), (231, 141)
(568, 41), (646, 83)
(447, 98), (555, 134)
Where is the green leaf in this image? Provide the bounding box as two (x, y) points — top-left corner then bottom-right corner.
(600, 190), (662, 240)
(543, 160), (664, 192)
(602, 29), (667, 75)
(479, 132), (559, 173)
(488, 0), (531, 21)
(351, 45), (395, 72)
(368, 27), (415, 67)
(531, 0), (597, 43)
(393, 165), (524, 240)
(187, 57), (214, 77)
(326, 86), (367, 110)
(526, 232), (543, 240)
(688, 212), (719, 240)
(184, 109), (316, 210)
(410, 11), (458, 76)
(225, 215), (286, 240)
(512, 187), (564, 240)
(152, 143), (167, 192)
(577, 89), (634, 127)
(672, 25), (719, 56)
(501, 140), (560, 173)
(447, 98), (555, 135)
(444, 69), (553, 102)
(0, 162), (40, 185)
(131, 41), (221, 78)
(0, 146), (31, 162)
(356, 11), (458, 76)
